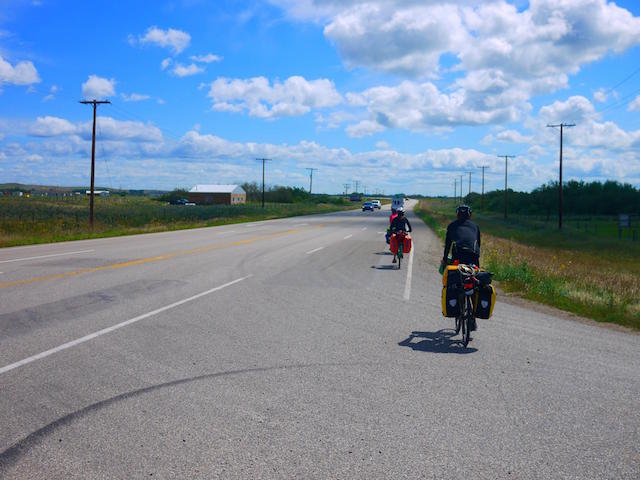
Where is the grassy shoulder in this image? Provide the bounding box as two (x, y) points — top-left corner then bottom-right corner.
(0, 196), (358, 248)
(415, 199), (640, 330)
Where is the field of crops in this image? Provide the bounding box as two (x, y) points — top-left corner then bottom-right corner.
(415, 199), (640, 330)
(0, 196), (356, 247)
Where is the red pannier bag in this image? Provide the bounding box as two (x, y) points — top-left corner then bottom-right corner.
(389, 234), (398, 254)
(403, 234), (412, 253)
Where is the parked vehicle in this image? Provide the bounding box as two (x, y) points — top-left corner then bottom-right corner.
(169, 198), (196, 205)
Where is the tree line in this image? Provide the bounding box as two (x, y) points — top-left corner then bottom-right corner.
(465, 180), (640, 215)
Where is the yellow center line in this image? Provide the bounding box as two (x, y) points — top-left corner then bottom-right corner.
(0, 227), (312, 290)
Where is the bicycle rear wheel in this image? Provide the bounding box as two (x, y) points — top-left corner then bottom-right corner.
(462, 296), (472, 347)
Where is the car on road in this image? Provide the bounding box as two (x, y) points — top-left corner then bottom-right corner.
(169, 198), (196, 206)
(371, 200), (382, 209)
(362, 201), (374, 211)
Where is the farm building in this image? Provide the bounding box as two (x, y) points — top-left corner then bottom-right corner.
(187, 184), (246, 205)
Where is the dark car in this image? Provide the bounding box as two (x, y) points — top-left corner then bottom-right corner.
(169, 198), (196, 205)
(362, 202), (374, 211)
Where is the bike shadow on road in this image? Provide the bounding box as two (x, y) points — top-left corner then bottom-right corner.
(398, 329), (477, 354)
(371, 264), (397, 270)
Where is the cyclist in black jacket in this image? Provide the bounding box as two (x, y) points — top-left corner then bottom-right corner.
(441, 205), (481, 267)
(391, 208), (412, 263)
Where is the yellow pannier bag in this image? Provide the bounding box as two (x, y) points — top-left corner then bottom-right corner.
(474, 284), (496, 319)
(442, 265), (459, 286)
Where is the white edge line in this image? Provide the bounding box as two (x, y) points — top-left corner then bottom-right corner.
(0, 249), (95, 264)
(343, 234), (353, 239)
(0, 274), (253, 376)
(306, 247), (324, 255)
(217, 230), (237, 236)
(403, 244), (414, 300)
(361, 227), (367, 231)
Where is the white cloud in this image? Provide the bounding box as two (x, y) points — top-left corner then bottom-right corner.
(342, 80), (520, 136)
(593, 88), (607, 103)
(43, 85), (58, 102)
(375, 140), (390, 149)
(172, 63), (204, 77)
(494, 129), (533, 144)
(0, 55), (40, 86)
(628, 95), (640, 112)
(29, 116), (77, 136)
(81, 75), (116, 98)
(121, 93), (151, 102)
(271, 0), (640, 133)
(190, 53), (222, 63)
(25, 154), (43, 162)
(205, 76), (342, 118)
(161, 58), (172, 70)
(134, 26), (191, 55)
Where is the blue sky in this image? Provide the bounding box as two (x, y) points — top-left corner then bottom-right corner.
(1, 0), (639, 195)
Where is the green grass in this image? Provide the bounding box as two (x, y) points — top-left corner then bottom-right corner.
(0, 196), (357, 247)
(415, 199), (640, 330)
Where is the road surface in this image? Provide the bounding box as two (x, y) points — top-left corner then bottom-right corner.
(1, 202), (638, 479)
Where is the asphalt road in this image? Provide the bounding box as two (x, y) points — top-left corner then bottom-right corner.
(0, 202), (638, 479)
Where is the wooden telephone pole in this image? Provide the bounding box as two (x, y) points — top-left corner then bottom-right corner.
(498, 155), (515, 220)
(478, 165), (489, 208)
(547, 123), (575, 230)
(80, 99), (110, 227)
(256, 158), (272, 208)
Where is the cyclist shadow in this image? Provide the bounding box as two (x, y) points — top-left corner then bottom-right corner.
(398, 329), (477, 354)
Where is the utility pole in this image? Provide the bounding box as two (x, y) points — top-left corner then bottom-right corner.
(498, 155), (515, 220)
(547, 123), (575, 230)
(255, 158), (272, 208)
(478, 165), (489, 209)
(306, 167), (317, 200)
(466, 171), (472, 197)
(459, 174), (464, 204)
(79, 99), (110, 228)
(343, 183), (350, 196)
(454, 179), (457, 202)
(353, 180), (360, 194)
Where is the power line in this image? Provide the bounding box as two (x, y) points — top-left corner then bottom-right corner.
(546, 123), (575, 230)
(80, 99), (110, 228)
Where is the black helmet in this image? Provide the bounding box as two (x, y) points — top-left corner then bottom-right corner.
(456, 204), (471, 216)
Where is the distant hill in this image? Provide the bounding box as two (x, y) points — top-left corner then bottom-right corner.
(0, 183), (167, 196)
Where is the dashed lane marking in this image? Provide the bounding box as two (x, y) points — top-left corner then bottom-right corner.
(306, 247), (324, 255)
(0, 275), (253, 376)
